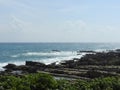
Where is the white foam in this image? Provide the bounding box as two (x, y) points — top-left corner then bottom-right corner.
(11, 61), (25, 66)
(0, 61), (25, 71)
(11, 55), (19, 58)
(0, 63), (8, 71)
(11, 51), (78, 57)
(3, 51), (87, 71)
(22, 51), (77, 56)
(34, 52), (86, 65)
(94, 49), (108, 52)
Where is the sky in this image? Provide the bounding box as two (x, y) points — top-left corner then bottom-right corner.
(0, 0), (120, 42)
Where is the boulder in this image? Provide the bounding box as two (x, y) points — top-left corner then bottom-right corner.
(52, 50), (60, 52)
(77, 50), (96, 53)
(3, 64), (17, 70)
(26, 61), (46, 67)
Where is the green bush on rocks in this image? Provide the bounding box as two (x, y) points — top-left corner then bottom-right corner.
(0, 73), (120, 90)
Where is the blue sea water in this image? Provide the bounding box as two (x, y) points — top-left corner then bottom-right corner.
(0, 43), (120, 70)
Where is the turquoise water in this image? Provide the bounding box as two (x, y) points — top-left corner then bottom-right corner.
(0, 43), (119, 70)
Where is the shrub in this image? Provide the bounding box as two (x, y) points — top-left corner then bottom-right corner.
(0, 73), (120, 90)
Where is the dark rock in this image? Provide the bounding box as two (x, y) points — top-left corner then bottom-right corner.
(85, 70), (102, 78)
(47, 62), (56, 68)
(16, 65), (37, 73)
(26, 61), (46, 67)
(3, 63), (38, 74)
(50, 70), (65, 74)
(76, 51), (120, 65)
(11, 70), (22, 75)
(60, 60), (77, 68)
(73, 58), (80, 60)
(52, 50), (60, 52)
(77, 50), (96, 53)
(17, 65), (29, 71)
(57, 50), (120, 68)
(116, 49), (120, 52)
(3, 64), (17, 70)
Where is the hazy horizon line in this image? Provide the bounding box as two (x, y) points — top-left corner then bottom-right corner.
(0, 42), (120, 44)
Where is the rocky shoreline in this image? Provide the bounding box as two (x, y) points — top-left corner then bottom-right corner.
(2, 49), (120, 80)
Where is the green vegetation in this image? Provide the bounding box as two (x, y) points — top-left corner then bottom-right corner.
(0, 73), (120, 90)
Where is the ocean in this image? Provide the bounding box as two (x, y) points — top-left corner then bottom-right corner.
(0, 43), (120, 70)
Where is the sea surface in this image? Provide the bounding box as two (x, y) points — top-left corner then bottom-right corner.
(0, 43), (120, 70)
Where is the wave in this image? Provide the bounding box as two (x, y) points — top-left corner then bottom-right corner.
(11, 55), (20, 58)
(12, 48), (114, 58)
(11, 51), (78, 58)
(5, 51), (89, 71)
(94, 48), (116, 52)
(34, 53), (86, 65)
(3, 52), (85, 70)
(94, 49), (107, 52)
(1, 54), (82, 70)
(23, 51), (77, 56)
(0, 54), (84, 71)
(9, 49), (118, 68)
